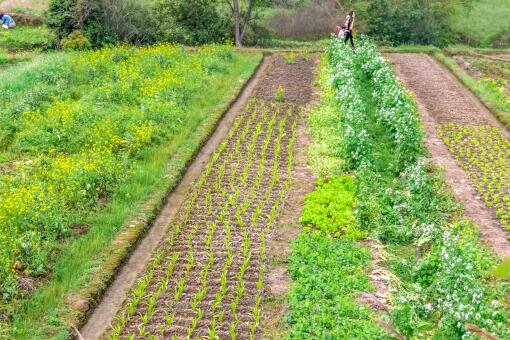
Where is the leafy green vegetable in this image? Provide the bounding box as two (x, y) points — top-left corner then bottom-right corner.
(300, 175), (364, 239)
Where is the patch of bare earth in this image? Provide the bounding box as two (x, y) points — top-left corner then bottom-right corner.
(387, 53), (510, 259)
(357, 240), (390, 312)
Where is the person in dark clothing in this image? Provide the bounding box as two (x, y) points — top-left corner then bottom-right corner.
(344, 10), (355, 47)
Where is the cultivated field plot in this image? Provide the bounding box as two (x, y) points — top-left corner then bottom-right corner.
(389, 53), (510, 245)
(439, 124), (510, 230)
(105, 56), (316, 339)
(453, 53), (510, 95)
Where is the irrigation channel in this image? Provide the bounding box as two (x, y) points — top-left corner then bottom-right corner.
(388, 53), (510, 259)
(81, 54), (317, 339)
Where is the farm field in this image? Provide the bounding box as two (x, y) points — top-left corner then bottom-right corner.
(84, 55), (317, 339)
(0, 1), (509, 336)
(0, 45), (261, 338)
(74, 40), (510, 340)
(281, 40), (510, 338)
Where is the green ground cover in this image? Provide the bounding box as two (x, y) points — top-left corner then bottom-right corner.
(0, 44), (261, 339)
(0, 26), (53, 66)
(0, 26), (53, 50)
(451, 0), (510, 47)
(285, 38), (510, 339)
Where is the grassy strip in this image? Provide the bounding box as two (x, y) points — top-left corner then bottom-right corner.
(1, 52), (262, 340)
(433, 52), (510, 127)
(379, 45), (441, 54)
(326, 38), (510, 338)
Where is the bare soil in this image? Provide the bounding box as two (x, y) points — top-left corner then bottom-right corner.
(82, 55), (318, 339)
(387, 53), (510, 259)
(260, 80), (318, 339)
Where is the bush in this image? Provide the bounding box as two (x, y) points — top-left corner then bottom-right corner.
(365, 0), (461, 46)
(491, 26), (510, 48)
(61, 30), (91, 50)
(47, 0), (157, 48)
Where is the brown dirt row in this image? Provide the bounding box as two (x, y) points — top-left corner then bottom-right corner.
(81, 55), (318, 339)
(387, 53), (510, 259)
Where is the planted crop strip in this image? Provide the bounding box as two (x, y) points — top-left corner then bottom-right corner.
(314, 38), (510, 338)
(108, 98), (299, 339)
(439, 123), (510, 231)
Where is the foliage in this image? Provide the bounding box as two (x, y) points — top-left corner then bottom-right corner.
(0, 26), (54, 50)
(326, 37), (510, 338)
(47, 0), (157, 47)
(60, 30), (91, 50)
(286, 231), (390, 339)
(0, 44), (240, 299)
(274, 85), (286, 101)
(300, 175), (362, 238)
(306, 65), (344, 177)
(439, 124), (510, 230)
(154, 0), (232, 45)
(450, 0), (510, 47)
(365, 0), (465, 47)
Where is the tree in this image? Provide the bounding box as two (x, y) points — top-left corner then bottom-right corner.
(225, 0), (268, 46)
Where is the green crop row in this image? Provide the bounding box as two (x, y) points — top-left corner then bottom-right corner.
(439, 123), (510, 231)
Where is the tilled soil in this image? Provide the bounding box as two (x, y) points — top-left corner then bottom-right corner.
(99, 55), (317, 339)
(388, 53), (510, 259)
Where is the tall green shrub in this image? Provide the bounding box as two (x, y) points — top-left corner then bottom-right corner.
(154, 0), (232, 45)
(365, 0), (464, 46)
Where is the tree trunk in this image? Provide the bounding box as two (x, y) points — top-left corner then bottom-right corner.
(233, 0), (242, 47)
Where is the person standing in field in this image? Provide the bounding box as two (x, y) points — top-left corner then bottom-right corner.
(344, 10), (355, 48)
(0, 13), (16, 29)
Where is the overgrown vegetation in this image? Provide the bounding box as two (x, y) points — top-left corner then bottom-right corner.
(0, 45), (261, 338)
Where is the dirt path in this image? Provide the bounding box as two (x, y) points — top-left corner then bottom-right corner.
(81, 55), (317, 339)
(387, 53), (510, 259)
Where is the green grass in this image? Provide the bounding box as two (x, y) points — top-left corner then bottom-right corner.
(0, 26), (53, 50)
(434, 52), (510, 127)
(450, 0), (510, 46)
(0, 50), (261, 339)
(379, 45), (441, 54)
